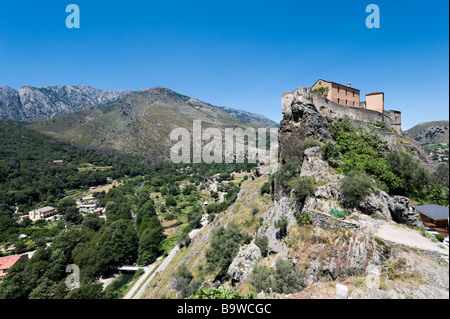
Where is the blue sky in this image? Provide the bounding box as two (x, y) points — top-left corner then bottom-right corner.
(0, 0), (448, 129)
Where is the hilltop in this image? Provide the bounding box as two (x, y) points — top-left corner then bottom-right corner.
(405, 121), (449, 164)
(405, 121), (449, 145)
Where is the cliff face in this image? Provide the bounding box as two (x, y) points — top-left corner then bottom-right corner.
(278, 88), (333, 164)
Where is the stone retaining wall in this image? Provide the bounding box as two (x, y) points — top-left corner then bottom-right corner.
(304, 209), (360, 232)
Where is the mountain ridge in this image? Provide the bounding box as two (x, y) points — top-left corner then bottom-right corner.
(0, 84), (132, 122)
(28, 86), (279, 160)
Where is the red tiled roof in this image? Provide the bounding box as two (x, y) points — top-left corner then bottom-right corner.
(0, 255), (22, 270)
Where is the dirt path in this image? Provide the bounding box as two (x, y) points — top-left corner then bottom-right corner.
(376, 222), (449, 257)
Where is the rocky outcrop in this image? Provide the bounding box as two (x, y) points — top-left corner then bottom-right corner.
(278, 90), (332, 164)
(358, 190), (392, 220)
(359, 191), (424, 227)
(256, 197), (300, 254)
(227, 244), (262, 283)
(388, 196), (424, 228)
(306, 230), (383, 284)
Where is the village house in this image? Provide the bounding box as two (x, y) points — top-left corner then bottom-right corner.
(28, 206), (57, 221)
(78, 204), (98, 213)
(0, 254), (28, 280)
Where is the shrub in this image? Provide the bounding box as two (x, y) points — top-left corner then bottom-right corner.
(207, 213), (216, 223)
(251, 206), (260, 215)
(250, 263), (272, 292)
(275, 216), (288, 238)
(272, 259), (306, 294)
(260, 182), (271, 196)
(288, 175), (316, 202)
(205, 222), (242, 277)
(274, 157), (302, 194)
(177, 233), (191, 248)
(312, 86), (329, 98)
(173, 264), (200, 298)
(254, 235), (269, 257)
(340, 171), (374, 208)
(242, 233), (253, 245)
(188, 287), (255, 299)
(321, 142), (340, 167)
(303, 138), (323, 150)
(435, 234), (445, 242)
(297, 212), (312, 226)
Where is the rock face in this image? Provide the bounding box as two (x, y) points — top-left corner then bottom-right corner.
(0, 85), (132, 121)
(278, 90), (332, 165)
(388, 196), (424, 228)
(358, 190), (392, 220)
(359, 191), (424, 227)
(306, 230), (383, 284)
(301, 146), (343, 214)
(257, 197), (300, 254)
(227, 244), (262, 283)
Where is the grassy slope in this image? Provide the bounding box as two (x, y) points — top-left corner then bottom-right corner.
(141, 175), (271, 299)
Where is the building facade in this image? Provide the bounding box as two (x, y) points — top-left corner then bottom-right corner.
(28, 206), (57, 221)
(365, 91), (384, 113)
(311, 79), (360, 108)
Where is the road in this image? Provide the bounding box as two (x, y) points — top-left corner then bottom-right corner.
(127, 215), (208, 299)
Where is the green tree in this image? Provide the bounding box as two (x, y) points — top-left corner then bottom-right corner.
(137, 227), (165, 266)
(96, 220), (138, 274)
(272, 259), (306, 294)
(250, 263), (272, 292)
(288, 175), (316, 202)
(312, 86), (329, 98)
(340, 171), (374, 208)
(205, 222), (242, 278)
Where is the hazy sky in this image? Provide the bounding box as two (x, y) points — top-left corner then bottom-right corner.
(0, 0), (448, 129)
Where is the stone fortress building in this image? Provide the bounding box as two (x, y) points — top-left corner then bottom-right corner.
(307, 79), (402, 133)
(280, 79), (430, 164)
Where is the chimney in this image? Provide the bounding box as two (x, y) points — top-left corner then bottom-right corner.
(347, 82), (351, 87)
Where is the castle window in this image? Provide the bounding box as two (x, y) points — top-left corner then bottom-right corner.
(337, 98), (340, 104)
(345, 100), (348, 106)
(353, 101), (355, 106)
(345, 89), (347, 95)
(337, 87), (340, 93)
(353, 91), (355, 97)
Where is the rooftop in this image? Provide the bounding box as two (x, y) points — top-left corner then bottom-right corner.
(416, 205), (449, 221)
(0, 255), (22, 271)
(312, 79), (360, 91)
(31, 206), (56, 213)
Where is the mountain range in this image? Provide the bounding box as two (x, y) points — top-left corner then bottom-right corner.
(0, 85), (278, 160)
(0, 85), (132, 122)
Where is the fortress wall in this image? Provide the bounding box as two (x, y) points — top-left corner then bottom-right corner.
(385, 110), (402, 133)
(311, 91), (391, 126)
(282, 87), (402, 132)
